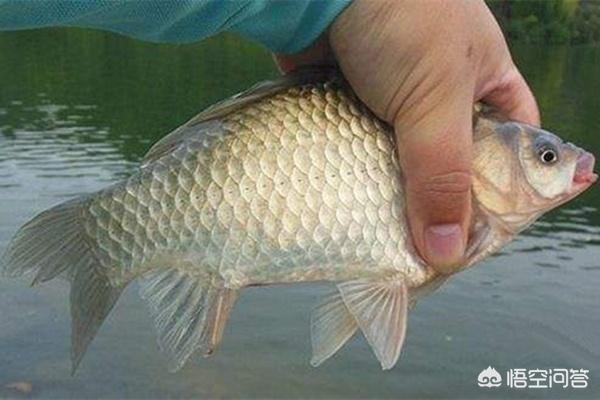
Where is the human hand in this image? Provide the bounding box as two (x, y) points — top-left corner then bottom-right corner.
(275, 0), (540, 274)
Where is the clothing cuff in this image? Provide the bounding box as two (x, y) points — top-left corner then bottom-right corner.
(230, 0), (352, 54)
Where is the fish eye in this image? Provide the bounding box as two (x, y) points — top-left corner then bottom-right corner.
(538, 146), (559, 165)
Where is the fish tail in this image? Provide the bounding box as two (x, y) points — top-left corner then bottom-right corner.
(1, 198), (87, 281)
(1, 197), (124, 373)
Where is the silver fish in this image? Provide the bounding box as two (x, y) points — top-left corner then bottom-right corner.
(1, 69), (597, 372)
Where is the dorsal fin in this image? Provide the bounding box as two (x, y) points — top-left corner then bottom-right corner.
(189, 67), (340, 123)
(142, 67), (341, 165)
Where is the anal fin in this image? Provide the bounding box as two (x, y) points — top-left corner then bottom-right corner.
(139, 269), (238, 372)
(201, 286), (238, 357)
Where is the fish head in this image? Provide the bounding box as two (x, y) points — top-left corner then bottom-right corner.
(472, 115), (597, 233)
(518, 127), (596, 202)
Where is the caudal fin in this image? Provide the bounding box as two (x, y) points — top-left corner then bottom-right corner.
(1, 198), (124, 373)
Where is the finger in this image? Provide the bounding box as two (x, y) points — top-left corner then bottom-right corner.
(396, 93), (473, 273)
(273, 35), (335, 73)
(482, 66), (541, 126)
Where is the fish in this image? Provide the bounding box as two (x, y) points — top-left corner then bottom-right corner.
(1, 68), (597, 373)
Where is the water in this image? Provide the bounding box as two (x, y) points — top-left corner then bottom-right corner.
(0, 29), (598, 399)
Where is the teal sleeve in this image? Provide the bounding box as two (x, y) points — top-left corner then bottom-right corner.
(0, 0), (352, 53)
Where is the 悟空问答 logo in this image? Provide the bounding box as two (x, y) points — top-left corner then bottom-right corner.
(478, 366), (503, 388)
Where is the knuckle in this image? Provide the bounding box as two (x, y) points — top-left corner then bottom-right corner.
(417, 170), (472, 196)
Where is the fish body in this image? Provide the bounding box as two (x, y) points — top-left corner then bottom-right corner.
(1, 69), (596, 372)
(83, 78), (426, 289)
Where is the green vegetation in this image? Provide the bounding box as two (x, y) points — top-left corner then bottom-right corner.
(487, 0), (600, 44)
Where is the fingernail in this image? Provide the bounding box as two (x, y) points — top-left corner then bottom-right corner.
(424, 224), (465, 273)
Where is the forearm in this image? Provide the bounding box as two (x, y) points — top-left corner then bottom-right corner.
(0, 0), (351, 53)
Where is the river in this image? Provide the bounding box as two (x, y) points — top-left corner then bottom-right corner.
(0, 29), (598, 399)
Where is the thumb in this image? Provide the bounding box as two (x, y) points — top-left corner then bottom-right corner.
(396, 93), (473, 274)
(482, 66), (540, 126)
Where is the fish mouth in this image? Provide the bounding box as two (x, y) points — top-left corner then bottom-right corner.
(571, 151), (597, 192)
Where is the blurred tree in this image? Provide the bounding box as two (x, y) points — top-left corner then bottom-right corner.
(487, 0), (600, 44)
(572, 0), (600, 43)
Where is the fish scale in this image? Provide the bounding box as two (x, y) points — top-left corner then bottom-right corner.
(80, 80), (419, 289)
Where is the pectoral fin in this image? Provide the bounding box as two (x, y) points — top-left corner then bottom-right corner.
(310, 291), (358, 367)
(337, 278), (408, 370)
